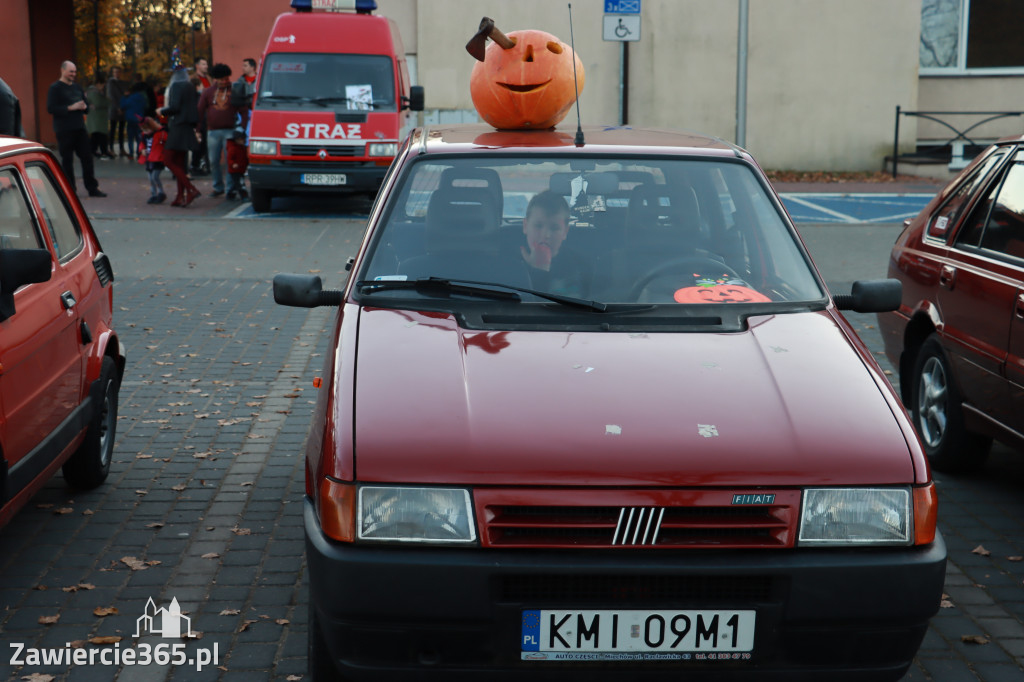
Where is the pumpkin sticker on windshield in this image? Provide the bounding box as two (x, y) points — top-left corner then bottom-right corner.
(674, 284), (771, 304)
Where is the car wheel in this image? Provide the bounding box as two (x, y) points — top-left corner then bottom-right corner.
(63, 356), (120, 489)
(910, 334), (991, 473)
(251, 187), (272, 213)
(309, 607), (345, 681)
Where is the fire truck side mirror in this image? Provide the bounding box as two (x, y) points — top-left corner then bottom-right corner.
(403, 86), (424, 112)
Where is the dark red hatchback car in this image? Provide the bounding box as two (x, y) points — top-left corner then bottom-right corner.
(276, 125), (945, 681)
(0, 137), (125, 528)
(880, 135), (1024, 474)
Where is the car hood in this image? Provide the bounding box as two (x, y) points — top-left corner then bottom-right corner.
(351, 308), (913, 487)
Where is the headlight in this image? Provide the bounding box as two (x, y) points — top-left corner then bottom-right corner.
(249, 140), (278, 155)
(358, 486), (476, 544)
(798, 488), (911, 546)
(367, 142), (397, 157)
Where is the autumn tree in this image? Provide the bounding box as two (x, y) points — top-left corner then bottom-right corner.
(73, 0), (210, 85)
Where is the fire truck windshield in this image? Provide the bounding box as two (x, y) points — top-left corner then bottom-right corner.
(257, 53), (396, 112)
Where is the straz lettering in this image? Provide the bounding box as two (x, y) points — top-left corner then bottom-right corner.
(285, 123), (362, 140)
(732, 494), (775, 505)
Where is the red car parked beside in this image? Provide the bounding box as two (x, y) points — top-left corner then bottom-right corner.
(880, 135), (1024, 474)
(0, 137), (125, 528)
(276, 125), (945, 681)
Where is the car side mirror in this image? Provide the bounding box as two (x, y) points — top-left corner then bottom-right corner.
(833, 278), (902, 313)
(0, 248), (52, 321)
(403, 86), (424, 112)
(273, 273), (343, 308)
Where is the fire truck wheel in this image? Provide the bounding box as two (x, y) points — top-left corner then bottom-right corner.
(251, 187), (272, 213)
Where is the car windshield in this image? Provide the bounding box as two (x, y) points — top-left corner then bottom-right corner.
(256, 53), (396, 112)
(360, 155), (824, 308)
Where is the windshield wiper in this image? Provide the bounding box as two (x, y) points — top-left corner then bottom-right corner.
(309, 96), (353, 106)
(356, 277), (609, 312)
(260, 94), (306, 101)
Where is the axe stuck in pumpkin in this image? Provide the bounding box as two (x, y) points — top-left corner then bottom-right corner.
(465, 16), (585, 130)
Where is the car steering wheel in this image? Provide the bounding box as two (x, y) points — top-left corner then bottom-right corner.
(628, 257), (742, 301)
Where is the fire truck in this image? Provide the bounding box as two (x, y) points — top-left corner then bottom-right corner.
(247, 0), (424, 212)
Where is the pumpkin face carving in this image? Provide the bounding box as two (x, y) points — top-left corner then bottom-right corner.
(674, 285), (772, 304)
(470, 29), (584, 130)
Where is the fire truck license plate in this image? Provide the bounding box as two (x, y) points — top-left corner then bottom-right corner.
(301, 173), (347, 186)
(520, 609), (755, 661)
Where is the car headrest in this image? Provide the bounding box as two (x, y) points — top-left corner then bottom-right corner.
(425, 186), (501, 252)
(440, 167), (503, 219)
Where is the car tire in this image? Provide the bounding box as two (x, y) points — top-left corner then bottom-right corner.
(251, 187), (272, 213)
(62, 356), (120, 489)
(309, 607), (345, 681)
(910, 334), (991, 473)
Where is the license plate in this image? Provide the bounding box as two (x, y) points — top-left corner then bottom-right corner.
(301, 173), (347, 186)
(521, 609), (755, 661)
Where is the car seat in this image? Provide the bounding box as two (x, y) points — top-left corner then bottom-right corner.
(400, 185), (530, 287)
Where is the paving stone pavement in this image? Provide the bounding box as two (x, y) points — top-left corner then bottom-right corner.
(1, 274), (333, 681)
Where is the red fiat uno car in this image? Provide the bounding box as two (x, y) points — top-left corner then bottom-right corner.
(274, 125), (945, 681)
(0, 137), (125, 528)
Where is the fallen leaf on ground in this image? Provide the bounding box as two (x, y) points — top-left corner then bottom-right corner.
(89, 635), (122, 645)
(171, 483), (187, 491)
(231, 527), (252, 536)
(38, 614), (60, 625)
(201, 553), (220, 560)
(961, 634), (989, 645)
(971, 545), (991, 556)
(21, 673), (56, 682)
(121, 556), (148, 571)
(276, 619), (290, 626)
(238, 620), (259, 632)
(219, 609), (240, 616)
(940, 598), (954, 608)
(94, 606), (118, 617)
(146, 522), (165, 529)
(1008, 556), (1023, 562)
(54, 507), (74, 515)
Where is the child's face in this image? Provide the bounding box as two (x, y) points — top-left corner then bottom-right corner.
(523, 207), (570, 262)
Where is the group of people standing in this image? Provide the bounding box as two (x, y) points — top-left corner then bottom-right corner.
(42, 51), (257, 207)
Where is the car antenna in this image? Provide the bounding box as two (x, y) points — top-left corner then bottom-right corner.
(568, 3), (584, 146)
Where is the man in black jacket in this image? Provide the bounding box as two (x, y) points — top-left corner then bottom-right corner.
(46, 61), (105, 197)
(0, 76), (23, 137)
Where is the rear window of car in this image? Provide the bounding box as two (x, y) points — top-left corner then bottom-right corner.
(360, 155), (824, 308)
(0, 169), (44, 250)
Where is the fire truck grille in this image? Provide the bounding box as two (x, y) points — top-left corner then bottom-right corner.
(283, 144), (363, 157)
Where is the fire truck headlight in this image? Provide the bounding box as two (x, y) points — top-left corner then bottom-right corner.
(368, 143), (397, 158)
(250, 140), (278, 156)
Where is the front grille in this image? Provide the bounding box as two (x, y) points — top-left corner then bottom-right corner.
(499, 574), (775, 604)
(476, 490), (798, 549)
(282, 144), (362, 157)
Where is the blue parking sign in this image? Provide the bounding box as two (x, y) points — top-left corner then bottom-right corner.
(605, 0), (640, 13)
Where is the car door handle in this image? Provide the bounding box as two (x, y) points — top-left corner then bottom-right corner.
(60, 291), (77, 309)
(939, 265), (956, 290)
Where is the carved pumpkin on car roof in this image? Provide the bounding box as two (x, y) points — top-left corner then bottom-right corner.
(466, 18), (584, 130)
